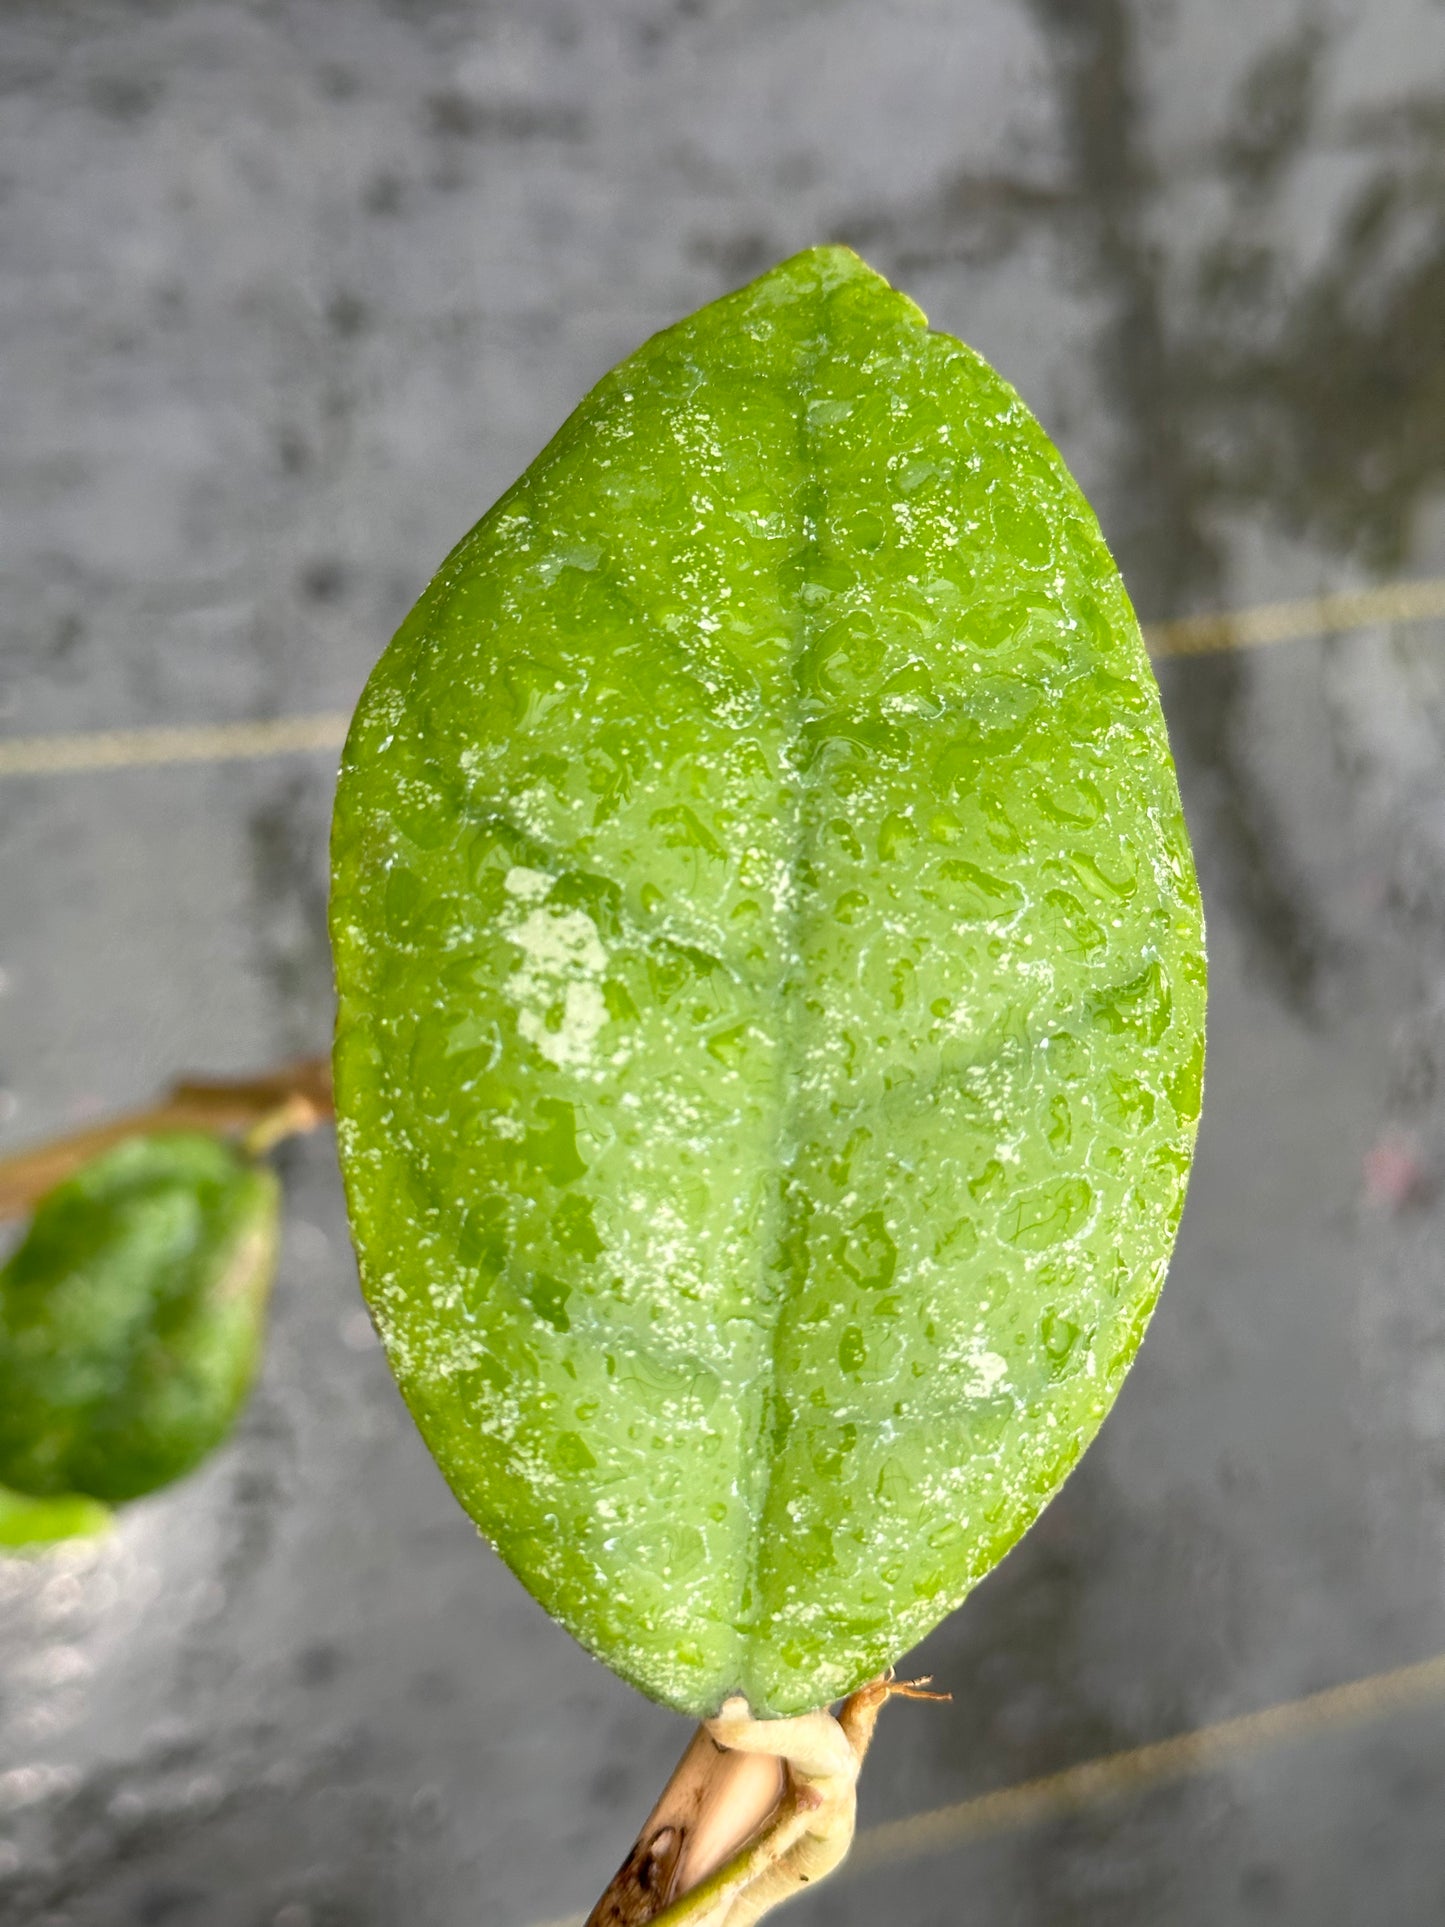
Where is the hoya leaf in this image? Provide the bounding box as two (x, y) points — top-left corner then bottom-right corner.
(330, 246), (1205, 1718)
(0, 1133), (279, 1505)
(0, 1483), (111, 1551)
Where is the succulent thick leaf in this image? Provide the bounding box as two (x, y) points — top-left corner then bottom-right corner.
(331, 246), (1205, 1718)
(0, 1133), (279, 1504)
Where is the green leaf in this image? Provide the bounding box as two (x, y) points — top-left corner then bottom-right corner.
(330, 246), (1206, 1717)
(0, 1133), (279, 1505)
(0, 1483), (111, 1551)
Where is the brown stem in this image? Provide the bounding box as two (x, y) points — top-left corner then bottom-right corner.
(585, 1675), (948, 1927)
(0, 1056), (333, 1220)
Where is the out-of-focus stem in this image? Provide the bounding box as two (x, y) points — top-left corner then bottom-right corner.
(0, 1057), (333, 1220)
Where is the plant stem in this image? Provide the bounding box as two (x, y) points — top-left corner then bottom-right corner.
(585, 1675), (947, 1927)
(0, 1057), (333, 1219)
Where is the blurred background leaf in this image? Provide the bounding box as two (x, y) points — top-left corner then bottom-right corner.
(0, 1132), (278, 1508)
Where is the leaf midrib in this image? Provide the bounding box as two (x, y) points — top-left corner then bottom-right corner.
(731, 273), (844, 1706)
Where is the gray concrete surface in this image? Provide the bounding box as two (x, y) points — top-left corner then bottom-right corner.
(3, 2), (1445, 1923)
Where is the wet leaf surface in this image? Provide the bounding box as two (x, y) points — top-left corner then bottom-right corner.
(331, 245), (1205, 1717)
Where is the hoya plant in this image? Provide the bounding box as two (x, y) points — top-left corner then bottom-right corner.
(0, 1133), (276, 1535)
(0, 1068), (329, 1548)
(331, 246), (1205, 1921)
